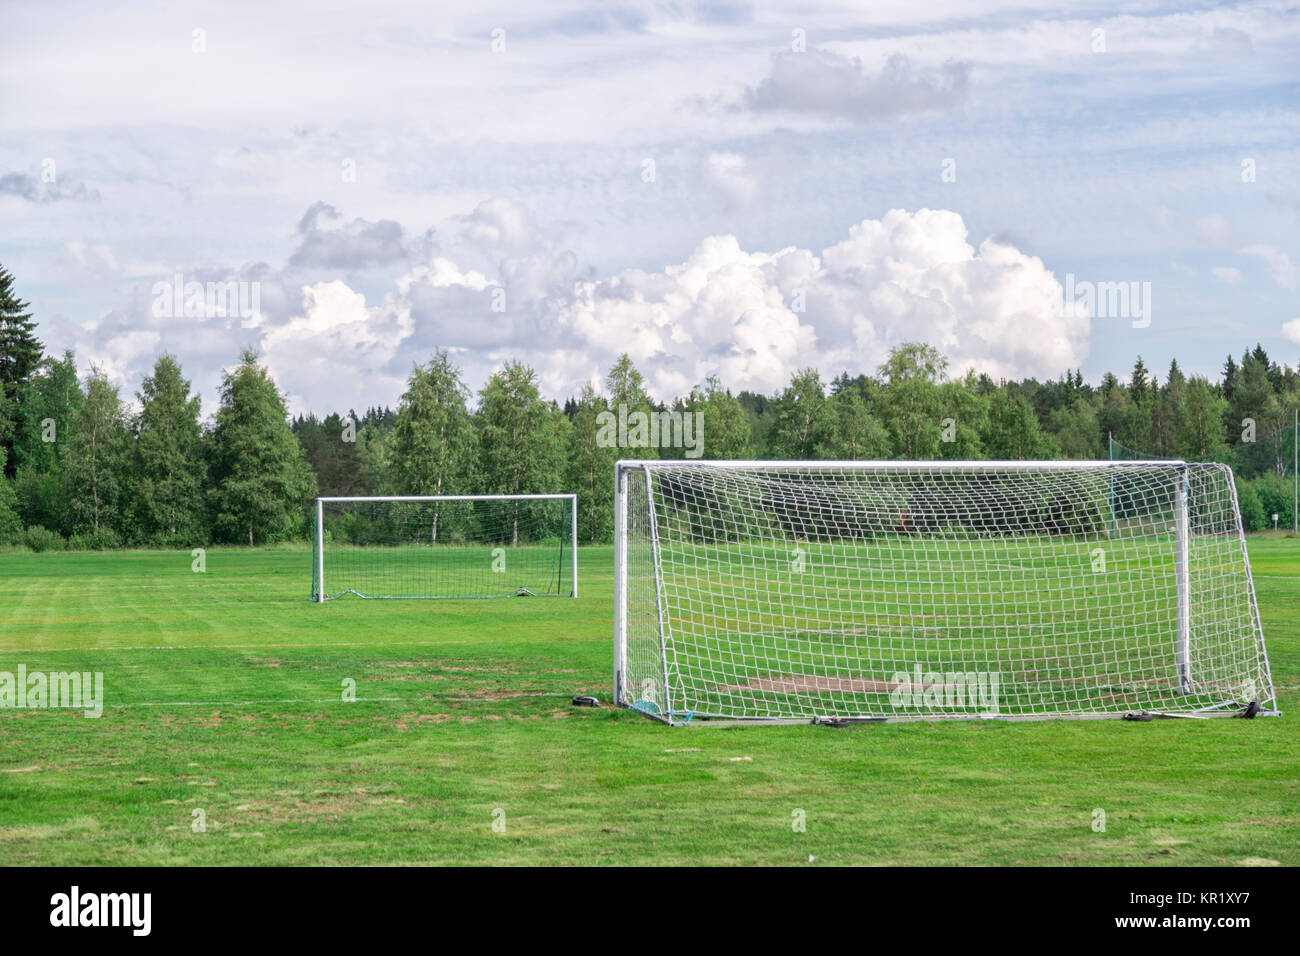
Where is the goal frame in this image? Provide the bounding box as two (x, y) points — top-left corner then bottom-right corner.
(613, 459), (1277, 724)
(314, 493), (578, 602)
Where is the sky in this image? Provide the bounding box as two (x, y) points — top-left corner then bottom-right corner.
(2, 0), (1298, 416)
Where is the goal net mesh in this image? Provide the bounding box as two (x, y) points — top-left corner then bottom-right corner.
(314, 497), (573, 600)
(619, 462), (1275, 722)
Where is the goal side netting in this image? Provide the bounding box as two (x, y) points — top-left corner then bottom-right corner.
(613, 460), (1277, 723)
(313, 495), (577, 600)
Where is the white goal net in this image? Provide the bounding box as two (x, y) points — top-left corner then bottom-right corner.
(313, 494), (577, 600)
(614, 460), (1277, 723)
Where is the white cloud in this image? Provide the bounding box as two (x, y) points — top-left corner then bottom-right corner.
(1197, 215), (1235, 248)
(1282, 318), (1300, 347)
(1240, 244), (1297, 291)
(703, 153), (758, 210)
(57, 241), (122, 279)
(743, 50), (970, 122)
(548, 208), (1087, 399)
(51, 206), (1092, 413)
(1210, 266), (1242, 284)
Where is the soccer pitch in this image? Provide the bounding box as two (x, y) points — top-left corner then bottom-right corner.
(0, 541), (1296, 866)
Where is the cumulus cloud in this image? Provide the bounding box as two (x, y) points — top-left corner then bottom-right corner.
(549, 208), (1086, 399)
(1210, 266), (1242, 284)
(455, 198), (543, 251)
(261, 280), (412, 412)
(1283, 318), (1300, 347)
(288, 202), (410, 269)
(743, 51), (970, 122)
(51, 205), (1088, 415)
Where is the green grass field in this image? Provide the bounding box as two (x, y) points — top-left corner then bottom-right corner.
(636, 534), (1270, 720)
(0, 539), (1297, 865)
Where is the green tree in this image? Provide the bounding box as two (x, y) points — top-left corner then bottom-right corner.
(983, 391), (1056, 459)
(879, 343), (946, 458)
(1177, 377), (1228, 459)
(687, 376), (755, 459)
(389, 351), (474, 496)
(766, 368), (834, 458)
(1235, 475), (1266, 532)
(825, 386), (891, 459)
(937, 372), (987, 459)
(477, 361), (565, 497)
(0, 448), (20, 542)
(1150, 359), (1185, 457)
(11, 351), (81, 530)
(1120, 357), (1154, 451)
(134, 354), (204, 543)
(1226, 346), (1274, 472)
(63, 368), (132, 540)
(1096, 372), (1131, 451)
(565, 383), (617, 543)
(1251, 472), (1293, 530)
(0, 264), (43, 474)
(207, 349), (318, 546)
(1046, 399), (1102, 459)
(605, 354), (656, 460)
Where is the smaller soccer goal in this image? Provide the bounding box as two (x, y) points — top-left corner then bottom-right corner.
(312, 494), (577, 601)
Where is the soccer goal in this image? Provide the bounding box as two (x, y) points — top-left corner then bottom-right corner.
(313, 494), (577, 601)
(614, 460), (1277, 724)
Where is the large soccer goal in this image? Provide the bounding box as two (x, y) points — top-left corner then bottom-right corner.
(614, 460), (1277, 724)
(313, 494), (577, 601)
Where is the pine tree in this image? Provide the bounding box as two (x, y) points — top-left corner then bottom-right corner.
(0, 264), (43, 474)
(1222, 354), (1238, 400)
(0, 264), (41, 395)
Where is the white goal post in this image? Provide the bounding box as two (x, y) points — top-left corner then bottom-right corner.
(314, 494), (578, 601)
(614, 459), (1278, 724)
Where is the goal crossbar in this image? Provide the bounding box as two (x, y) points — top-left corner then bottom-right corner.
(614, 459), (1278, 724)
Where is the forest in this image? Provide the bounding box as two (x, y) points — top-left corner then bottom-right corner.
(1, 263), (1296, 548)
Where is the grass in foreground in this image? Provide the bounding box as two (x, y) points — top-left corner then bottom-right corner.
(0, 541), (1296, 865)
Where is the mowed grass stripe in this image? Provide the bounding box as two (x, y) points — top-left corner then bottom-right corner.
(0, 541), (1293, 865)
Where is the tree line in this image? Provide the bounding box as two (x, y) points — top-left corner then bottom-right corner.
(1, 262), (1296, 549)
